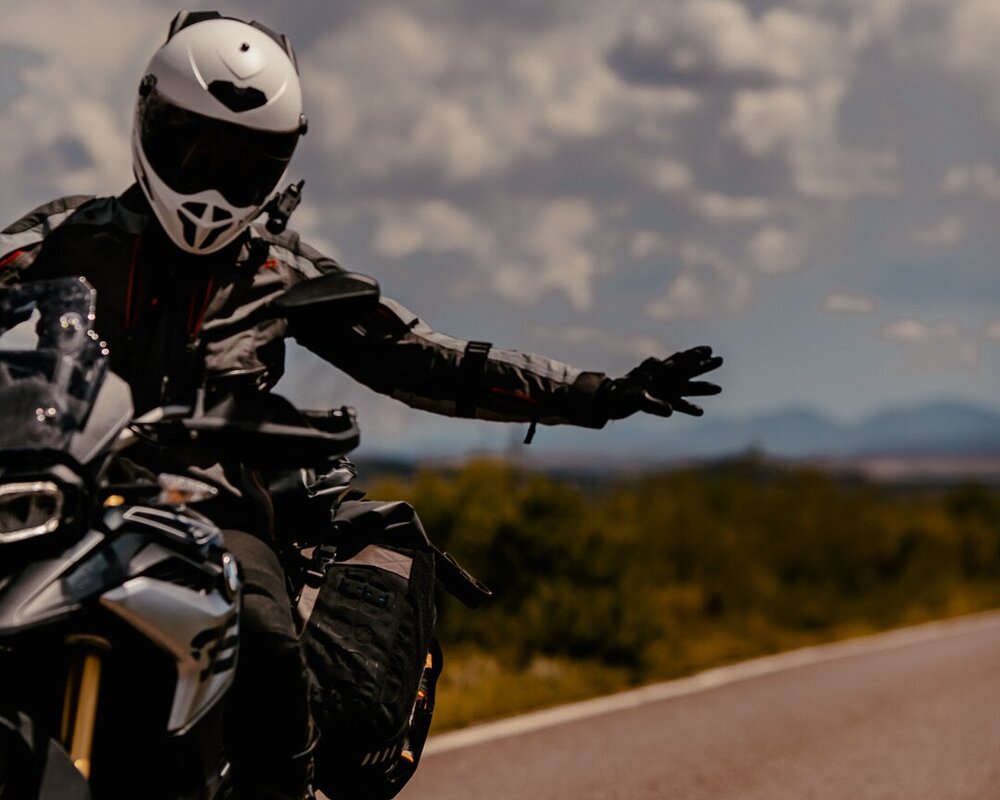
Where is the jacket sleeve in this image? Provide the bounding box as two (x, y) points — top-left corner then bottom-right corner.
(290, 293), (610, 429)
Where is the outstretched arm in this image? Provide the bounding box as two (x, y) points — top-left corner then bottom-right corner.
(295, 295), (610, 427)
(292, 294), (722, 429)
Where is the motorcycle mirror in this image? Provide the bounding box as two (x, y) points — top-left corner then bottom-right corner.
(272, 272), (380, 323)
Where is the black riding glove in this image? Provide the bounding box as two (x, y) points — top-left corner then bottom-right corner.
(596, 346), (723, 421)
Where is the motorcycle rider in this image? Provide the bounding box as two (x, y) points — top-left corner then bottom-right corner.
(0, 11), (722, 800)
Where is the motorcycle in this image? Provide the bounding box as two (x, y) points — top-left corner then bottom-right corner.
(0, 272), (380, 799)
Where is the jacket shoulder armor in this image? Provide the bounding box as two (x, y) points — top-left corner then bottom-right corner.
(59, 195), (147, 236)
(1, 195), (99, 269)
(247, 223), (342, 281)
(2, 195), (93, 236)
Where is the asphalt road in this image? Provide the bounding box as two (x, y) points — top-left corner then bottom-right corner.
(403, 612), (1000, 799)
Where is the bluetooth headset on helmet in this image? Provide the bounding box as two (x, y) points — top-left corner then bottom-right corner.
(132, 11), (308, 254)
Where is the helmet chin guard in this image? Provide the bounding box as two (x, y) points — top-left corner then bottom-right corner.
(132, 132), (282, 254)
(131, 12), (305, 254)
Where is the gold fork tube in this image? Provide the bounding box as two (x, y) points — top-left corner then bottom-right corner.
(60, 652), (82, 744)
(61, 635), (110, 780)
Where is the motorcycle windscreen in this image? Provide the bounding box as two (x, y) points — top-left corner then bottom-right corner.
(0, 277), (109, 451)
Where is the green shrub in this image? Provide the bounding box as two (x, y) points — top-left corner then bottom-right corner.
(362, 457), (1000, 726)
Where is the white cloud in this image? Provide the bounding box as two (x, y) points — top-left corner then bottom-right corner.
(492, 198), (602, 311)
(748, 225), (804, 273)
(0, 1), (162, 205)
(611, 1), (901, 200)
(942, 163), (1000, 199)
(754, 6), (851, 81)
(946, 0), (1000, 124)
(305, 10), (504, 182)
(958, 341), (981, 367)
(881, 318), (959, 344)
(880, 317), (981, 369)
(288, 205), (342, 263)
(646, 159), (693, 194)
(947, 0), (1000, 74)
(693, 192), (771, 222)
(630, 230), (674, 261)
(611, 1), (843, 87)
(912, 216), (966, 248)
(533, 324), (665, 361)
(983, 320), (1000, 340)
(645, 241), (752, 320)
(304, 6), (633, 184)
(644, 160), (776, 227)
(371, 200), (495, 260)
(727, 84), (899, 199)
(824, 291), (876, 314)
(0, 1), (161, 76)
(646, 273), (711, 321)
(411, 103), (503, 181)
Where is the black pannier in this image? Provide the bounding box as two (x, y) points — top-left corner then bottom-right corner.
(294, 500), (441, 799)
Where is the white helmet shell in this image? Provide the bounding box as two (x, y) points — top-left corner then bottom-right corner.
(132, 13), (306, 254)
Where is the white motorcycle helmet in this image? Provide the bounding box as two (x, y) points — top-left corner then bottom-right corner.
(132, 11), (308, 254)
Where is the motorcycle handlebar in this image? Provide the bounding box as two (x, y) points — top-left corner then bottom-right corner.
(121, 402), (361, 468)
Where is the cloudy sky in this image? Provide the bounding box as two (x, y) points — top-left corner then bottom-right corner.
(2, 0), (999, 457)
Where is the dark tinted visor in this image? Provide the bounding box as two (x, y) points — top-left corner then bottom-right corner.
(138, 90), (299, 208)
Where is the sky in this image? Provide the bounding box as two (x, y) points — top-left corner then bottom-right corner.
(1, 0), (999, 458)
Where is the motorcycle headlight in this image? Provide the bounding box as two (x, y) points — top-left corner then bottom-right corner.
(0, 481), (64, 543)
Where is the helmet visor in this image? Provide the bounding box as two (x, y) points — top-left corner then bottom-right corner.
(138, 90), (299, 208)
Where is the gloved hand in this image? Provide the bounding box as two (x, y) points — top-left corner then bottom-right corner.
(597, 346), (723, 420)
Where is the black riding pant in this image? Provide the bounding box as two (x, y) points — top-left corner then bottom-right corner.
(222, 530), (313, 799)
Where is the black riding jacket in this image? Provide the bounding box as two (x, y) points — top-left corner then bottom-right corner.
(0, 186), (609, 430)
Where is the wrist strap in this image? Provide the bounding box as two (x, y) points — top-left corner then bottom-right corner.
(455, 340), (491, 418)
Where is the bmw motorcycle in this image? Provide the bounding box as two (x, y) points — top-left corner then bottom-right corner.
(0, 273), (378, 799)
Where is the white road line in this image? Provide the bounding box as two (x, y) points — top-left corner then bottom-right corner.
(425, 609), (1000, 755)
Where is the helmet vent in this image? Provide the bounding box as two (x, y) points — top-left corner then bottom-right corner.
(177, 210), (198, 247)
(208, 80), (267, 112)
(182, 202), (208, 219)
(212, 207), (233, 222)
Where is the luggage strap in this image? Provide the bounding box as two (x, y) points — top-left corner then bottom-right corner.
(431, 546), (493, 609)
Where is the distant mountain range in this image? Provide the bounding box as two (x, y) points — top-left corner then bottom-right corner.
(642, 400), (1000, 461)
(358, 400), (1000, 480)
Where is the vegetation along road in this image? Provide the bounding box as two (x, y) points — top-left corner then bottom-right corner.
(405, 611), (1000, 799)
